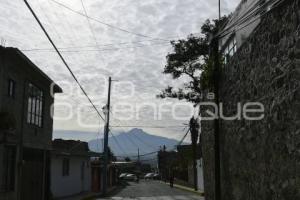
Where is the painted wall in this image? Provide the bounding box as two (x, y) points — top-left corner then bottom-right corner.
(51, 155), (91, 198)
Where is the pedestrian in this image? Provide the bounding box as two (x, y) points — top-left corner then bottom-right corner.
(169, 169), (174, 188)
(136, 174), (140, 183)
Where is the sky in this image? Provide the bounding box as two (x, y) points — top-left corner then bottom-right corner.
(0, 0), (240, 141)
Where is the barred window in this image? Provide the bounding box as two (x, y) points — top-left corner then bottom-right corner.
(27, 83), (44, 127)
(223, 36), (237, 64)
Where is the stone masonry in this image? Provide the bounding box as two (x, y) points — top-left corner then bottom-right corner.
(201, 0), (300, 199)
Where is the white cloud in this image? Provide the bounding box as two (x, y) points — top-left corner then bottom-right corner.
(0, 0), (240, 141)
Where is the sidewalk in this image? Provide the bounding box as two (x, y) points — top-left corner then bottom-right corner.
(160, 181), (204, 196)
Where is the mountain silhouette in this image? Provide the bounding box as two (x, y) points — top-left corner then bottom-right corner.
(88, 128), (183, 159)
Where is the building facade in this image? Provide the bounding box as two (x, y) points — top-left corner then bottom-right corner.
(51, 139), (94, 199)
(157, 145), (204, 191)
(0, 46), (62, 200)
(220, 0), (275, 63)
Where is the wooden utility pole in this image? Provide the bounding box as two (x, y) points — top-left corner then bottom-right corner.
(102, 77), (112, 196)
(214, 1), (221, 198)
(190, 117), (199, 191)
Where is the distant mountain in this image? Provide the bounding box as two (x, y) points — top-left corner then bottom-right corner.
(53, 130), (104, 142)
(88, 128), (183, 161)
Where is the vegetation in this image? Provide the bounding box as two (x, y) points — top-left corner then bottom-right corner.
(124, 157), (131, 162)
(158, 17), (227, 103)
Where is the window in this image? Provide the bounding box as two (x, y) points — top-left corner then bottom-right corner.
(8, 79), (15, 98)
(223, 36), (237, 64)
(62, 158), (70, 176)
(0, 145), (16, 192)
(27, 83), (44, 127)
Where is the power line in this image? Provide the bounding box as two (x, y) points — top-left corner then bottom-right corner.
(109, 130), (131, 157)
(110, 125), (187, 129)
(131, 132), (157, 150)
(20, 41), (170, 53)
(79, 0), (106, 67)
(109, 112), (160, 153)
(49, 0), (169, 41)
(218, 0), (263, 37)
(218, 0), (282, 39)
(24, 0), (105, 122)
(24, 38), (170, 50)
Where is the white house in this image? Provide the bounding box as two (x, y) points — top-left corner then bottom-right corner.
(51, 139), (98, 199)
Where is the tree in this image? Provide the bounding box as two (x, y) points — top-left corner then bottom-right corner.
(124, 157), (131, 162)
(158, 17), (228, 103)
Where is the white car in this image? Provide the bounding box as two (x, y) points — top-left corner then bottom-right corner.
(124, 174), (137, 181)
(144, 173), (155, 179)
(119, 173), (128, 179)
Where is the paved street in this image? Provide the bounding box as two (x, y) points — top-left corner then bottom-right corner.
(98, 180), (204, 200)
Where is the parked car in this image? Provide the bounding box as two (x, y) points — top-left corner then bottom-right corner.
(153, 173), (160, 180)
(124, 174), (137, 181)
(144, 173), (155, 180)
(119, 173), (128, 180)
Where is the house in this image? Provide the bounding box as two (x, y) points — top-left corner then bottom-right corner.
(220, 0), (274, 63)
(157, 145), (204, 191)
(0, 46), (62, 200)
(51, 139), (100, 199)
(91, 157), (119, 193)
(177, 145), (204, 191)
(157, 150), (178, 182)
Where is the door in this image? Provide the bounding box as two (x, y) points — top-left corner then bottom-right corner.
(21, 148), (44, 200)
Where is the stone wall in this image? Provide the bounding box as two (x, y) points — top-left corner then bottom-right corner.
(201, 0), (300, 199)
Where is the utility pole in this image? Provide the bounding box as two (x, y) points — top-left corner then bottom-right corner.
(214, 1), (222, 199)
(190, 117), (199, 191)
(102, 77), (112, 196)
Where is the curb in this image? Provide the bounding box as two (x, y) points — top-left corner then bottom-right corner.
(160, 181), (205, 196)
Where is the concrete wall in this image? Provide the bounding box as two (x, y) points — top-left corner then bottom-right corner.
(201, 0), (300, 199)
(197, 159), (204, 192)
(51, 155), (91, 198)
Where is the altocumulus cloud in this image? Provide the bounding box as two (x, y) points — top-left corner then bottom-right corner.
(0, 0), (240, 140)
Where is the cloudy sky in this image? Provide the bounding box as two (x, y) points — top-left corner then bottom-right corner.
(0, 0), (240, 141)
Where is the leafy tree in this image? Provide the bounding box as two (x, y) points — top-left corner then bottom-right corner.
(124, 157), (131, 162)
(158, 17), (228, 103)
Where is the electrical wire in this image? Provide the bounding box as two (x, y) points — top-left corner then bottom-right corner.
(109, 130), (131, 157)
(49, 0), (169, 41)
(218, 0), (283, 39)
(110, 125), (187, 129)
(24, 0), (105, 122)
(20, 41), (171, 53)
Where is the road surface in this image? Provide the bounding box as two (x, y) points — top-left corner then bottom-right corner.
(98, 180), (204, 200)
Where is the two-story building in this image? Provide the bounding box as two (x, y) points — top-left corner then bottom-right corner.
(0, 46), (62, 200)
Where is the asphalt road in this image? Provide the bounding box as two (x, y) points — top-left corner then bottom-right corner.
(98, 180), (204, 200)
